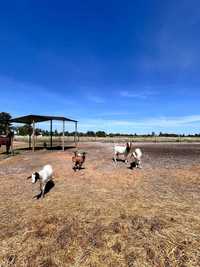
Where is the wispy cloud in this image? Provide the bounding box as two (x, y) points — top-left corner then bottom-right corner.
(35, 114), (200, 134)
(120, 89), (157, 99)
(79, 115), (200, 133)
(98, 111), (137, 116)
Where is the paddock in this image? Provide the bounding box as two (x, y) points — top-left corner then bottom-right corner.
(1, 142), (200, 266)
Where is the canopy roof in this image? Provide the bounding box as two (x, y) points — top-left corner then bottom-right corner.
(11, 114), (77, 124)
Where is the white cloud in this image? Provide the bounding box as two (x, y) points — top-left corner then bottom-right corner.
(34, 115), (200, 133)
(78, 115), (200, 133)
(119, 89), (157, 99)
(98, 111), (137, 116)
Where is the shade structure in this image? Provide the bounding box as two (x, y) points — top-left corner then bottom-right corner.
(11, 114), (77, 124)
(11, 114), (78, 151)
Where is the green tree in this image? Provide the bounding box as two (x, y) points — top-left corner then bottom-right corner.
(35, 128), (42, 136)
(17, 125), (43, 136)
(17, 124), (32, 136)
(86, 131), (95, 137)
(0, 112), (12, 135)
(54, 129), (58, 136)
(96, 131), (107, 137)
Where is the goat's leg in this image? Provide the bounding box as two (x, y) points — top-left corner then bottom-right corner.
(75, 162), (79, 171)
(41, 184), (46, 198)
(37, 182), (43, 198)
(137, 160), (142, 169)
(72, 162), (76, 171)
(6, 143), (10, 154)
(39, 181), (42, 193)
(113, 152), (118, 164)
(39, 181), (46, 198)
(124, 154), (128, 164)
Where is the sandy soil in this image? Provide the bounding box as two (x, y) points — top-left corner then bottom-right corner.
(1, 142), (200, 267)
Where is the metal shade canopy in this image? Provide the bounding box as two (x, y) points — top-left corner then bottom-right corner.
(11, 114), (77, 124)
(11, 114), (78, 151)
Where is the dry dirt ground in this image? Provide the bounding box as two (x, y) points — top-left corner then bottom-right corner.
(1, 142), (200, 267)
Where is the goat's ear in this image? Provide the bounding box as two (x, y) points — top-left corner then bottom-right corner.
(27, 175), (31, 180)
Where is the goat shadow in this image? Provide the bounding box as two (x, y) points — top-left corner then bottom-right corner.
(33, 180), (55, 199)
(112, 158), (127, 163)
(73, 166), (86, 172)
(128, 161), (137, 170)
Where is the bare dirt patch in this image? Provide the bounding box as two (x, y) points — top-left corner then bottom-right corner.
(1, 142), (200, 266)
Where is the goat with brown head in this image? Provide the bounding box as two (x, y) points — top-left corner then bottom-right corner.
(72, 151), (86, 171)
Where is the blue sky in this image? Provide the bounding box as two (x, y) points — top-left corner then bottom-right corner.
(1, 0), (200, 134)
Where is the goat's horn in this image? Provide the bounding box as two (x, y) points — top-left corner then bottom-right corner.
(27, 176), (31, 180)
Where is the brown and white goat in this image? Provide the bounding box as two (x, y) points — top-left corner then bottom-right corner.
(113, 142), (132, 164)
(72, 151), (86, 171)
(27, 164), (53, 198)
(130, 148), (142, 169)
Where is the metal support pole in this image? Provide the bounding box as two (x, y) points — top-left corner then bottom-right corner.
(32, 120), (35, 152)
(50, 120), (53, 149)
(75, 121), (78, 147)
(62, 120), (65, 151)
(29, 124), (31, 149)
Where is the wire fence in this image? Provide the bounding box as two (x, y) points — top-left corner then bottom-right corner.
(14, 135), (200, 145)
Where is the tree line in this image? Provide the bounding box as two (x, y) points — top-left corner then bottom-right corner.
(1, 112), (200, 137)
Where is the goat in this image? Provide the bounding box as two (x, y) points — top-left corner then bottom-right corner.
(113, 142), (132, 164)
(130, 148), (142, 168)
(0, 130), (14, 154)
(27, 164), (53, 198)
(72, 151), (86, 171)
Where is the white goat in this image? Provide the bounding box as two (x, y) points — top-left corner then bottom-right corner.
(113, 142), (132, 164)
(28, 164), (53, 198)
(131, 148), (142, 168)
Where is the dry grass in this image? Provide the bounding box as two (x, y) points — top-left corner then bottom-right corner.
(1, 142), (200, 266)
